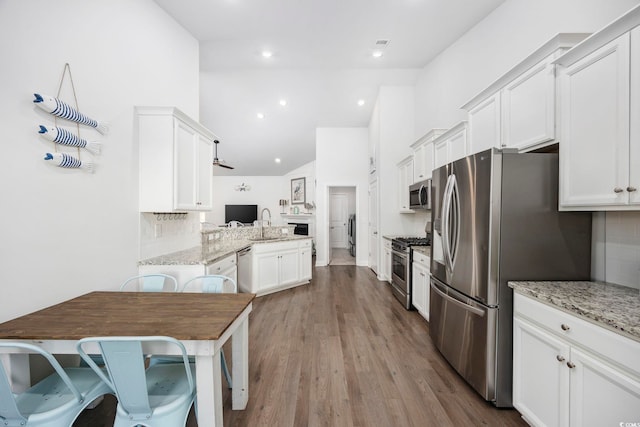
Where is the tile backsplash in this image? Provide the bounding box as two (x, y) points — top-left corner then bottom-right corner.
(604, 211), (640, 289)
(139, 213), (200, 259)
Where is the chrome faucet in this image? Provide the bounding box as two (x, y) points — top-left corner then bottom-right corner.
(259, 208), (272, 239)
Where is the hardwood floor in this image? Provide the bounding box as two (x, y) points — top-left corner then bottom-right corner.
(74, 265), (526, 426)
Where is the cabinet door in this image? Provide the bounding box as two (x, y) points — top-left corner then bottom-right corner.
(196, 134), (213, 209)
(513, 318), (570, 427)
(502, 58), (555, 151)
(631, 27), (640, 205)
(398, 159), (413, 211)
(448, 127), (468, 163)
(559, 33), (630, 208)
(300, 248), (312, 281)
(413, 144), (425, 183)
(434, 139), (448, 169)
(569, 347), (640, 427)
(411, 263), (429, 319)
(278, 249), (299, 286)
(382, 247), (391, 282)
(468, 93), (500, 155)
(423, 142), (435, 179)
(174, 119), (198, 210)
(255, 252), (279, 290)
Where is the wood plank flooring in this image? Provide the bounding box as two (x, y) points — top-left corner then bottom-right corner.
(74, 265), (526, 426)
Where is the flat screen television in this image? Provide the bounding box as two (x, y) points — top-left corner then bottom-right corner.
(225, 204), (258, 225)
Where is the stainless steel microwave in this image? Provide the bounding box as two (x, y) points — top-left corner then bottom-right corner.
(409, 179), (431, 210)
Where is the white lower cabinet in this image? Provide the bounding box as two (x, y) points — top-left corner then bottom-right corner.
(411, 250), (430, 320)
(382, 238), (392, 283)
(238, 239), (312, 296)
(513, 293), (640, 427)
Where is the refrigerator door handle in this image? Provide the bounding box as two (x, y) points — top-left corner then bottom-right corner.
(431, 281), (485, 317)
(441, 175), (454, 273)
(449, 174), (460, 270)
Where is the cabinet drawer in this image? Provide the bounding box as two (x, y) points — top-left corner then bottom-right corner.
(514, 293), (640, 378)
(412, 252), (430, 267)
(298, 239), (312, 249)
(206, 253), (236, 275)
(383, 238), (392, 249)
(251, 240), (298, 254)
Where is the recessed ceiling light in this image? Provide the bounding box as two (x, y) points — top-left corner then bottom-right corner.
(257, 112), (265, 119)
(275, 158), (281, 163)
(372, 51), (383, 58)
(279, 99), (287, 107)
(262, 50), (273, 58)
(357, 99), (365, 107)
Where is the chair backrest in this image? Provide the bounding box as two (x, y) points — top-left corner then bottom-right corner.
(119, 273), (178, 292)
(0, 342), (84, 424)
(76, 336), (193, 422)
(181, 275), (237, 294)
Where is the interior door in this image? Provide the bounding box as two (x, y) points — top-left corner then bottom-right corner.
(368, 180), (378, 274)
(330, 193), (348, 248)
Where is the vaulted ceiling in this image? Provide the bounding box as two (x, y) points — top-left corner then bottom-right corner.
(154, 0), (506, 175)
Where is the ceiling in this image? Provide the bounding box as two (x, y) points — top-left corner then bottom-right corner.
(153, 0), (506, 176)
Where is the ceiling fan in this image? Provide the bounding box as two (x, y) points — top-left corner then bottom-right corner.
(212, 139), (234, 169)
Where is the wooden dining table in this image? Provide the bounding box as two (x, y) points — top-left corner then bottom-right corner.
(0, 291), (256, 427)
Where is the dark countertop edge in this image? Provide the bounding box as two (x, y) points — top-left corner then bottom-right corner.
(509, 281), (640, 343)
(138, 236), (312, 266)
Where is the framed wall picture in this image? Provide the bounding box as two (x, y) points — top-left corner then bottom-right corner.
(291, 177), (306, 205)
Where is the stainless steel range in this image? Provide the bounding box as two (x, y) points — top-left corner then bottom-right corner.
(391, 236), (430, 309)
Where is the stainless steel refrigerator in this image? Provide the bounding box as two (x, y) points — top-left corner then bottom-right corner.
(429, 148), (591, 407)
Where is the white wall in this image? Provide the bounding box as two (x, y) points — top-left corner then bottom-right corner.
(0, 0), (199, 322)
(204, 176), (288, 226)
(316, 128), (369, 266)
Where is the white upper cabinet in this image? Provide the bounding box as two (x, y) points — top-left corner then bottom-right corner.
(556, 6), (640, 210)
(467, 93), (501, 154)
(137, 107), (214, 212)
(410, 128), (446, 182)
(434, 121), (468, 169)
(462, 34), (588, 154)
(397, 156), (414, 213)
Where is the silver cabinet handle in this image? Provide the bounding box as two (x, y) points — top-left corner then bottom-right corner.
(556, 355), (565, 362)
(567, 362), (576, 369)
(627, 186), (637, 192)
(560, 324), (570, 331)
(614, 187), (624, 193)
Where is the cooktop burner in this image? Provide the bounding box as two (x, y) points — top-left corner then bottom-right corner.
(392, 236), (431, 252)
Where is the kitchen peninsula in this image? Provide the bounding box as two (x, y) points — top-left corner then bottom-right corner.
(139, 225), (313, 296)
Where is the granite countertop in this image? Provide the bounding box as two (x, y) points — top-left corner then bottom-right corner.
(139, 235), (311, 266)
(509, 281), (640, 342)
(412, 246), (431, 257)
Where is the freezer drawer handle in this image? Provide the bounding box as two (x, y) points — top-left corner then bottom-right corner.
(431, 282), (485, 317)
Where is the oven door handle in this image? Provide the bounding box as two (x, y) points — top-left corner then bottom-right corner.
(431, 281), (485, 317)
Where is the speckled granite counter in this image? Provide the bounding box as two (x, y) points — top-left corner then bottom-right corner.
(412, 246), (431, 257)
(139, 235), (310, 266)
(509, 281), (640, 342)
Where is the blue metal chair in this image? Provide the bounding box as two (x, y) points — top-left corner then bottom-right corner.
(77, 336), (196, 427)
(119, 273), (178, 292)
(180, 274), (236, 389)
(0, 341), (111, 427)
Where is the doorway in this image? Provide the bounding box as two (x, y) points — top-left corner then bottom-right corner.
(328, 186), (356, 266)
